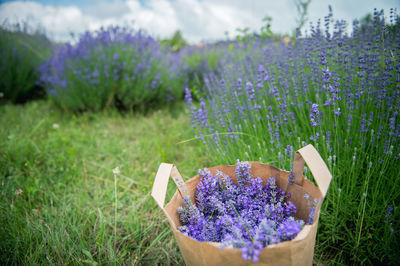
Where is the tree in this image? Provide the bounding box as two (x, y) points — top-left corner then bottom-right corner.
(294, 0), (312, 32)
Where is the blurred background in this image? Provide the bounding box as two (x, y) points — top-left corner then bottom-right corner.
(1, 0), (398, 43)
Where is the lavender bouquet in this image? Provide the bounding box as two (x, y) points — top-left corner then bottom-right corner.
(178, 161), (308, 262)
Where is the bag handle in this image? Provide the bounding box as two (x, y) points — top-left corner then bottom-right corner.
(292, 144), (332, 198)
(151, 163), (190, 209)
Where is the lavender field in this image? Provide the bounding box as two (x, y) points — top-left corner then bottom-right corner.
(186, 9), (400, 264)
(1, 6), (399, 265)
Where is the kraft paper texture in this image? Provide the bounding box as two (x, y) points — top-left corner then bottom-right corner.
(151, 144), (332, 266)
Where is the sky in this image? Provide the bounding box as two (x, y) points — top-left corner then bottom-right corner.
(0, 0), (399, 43)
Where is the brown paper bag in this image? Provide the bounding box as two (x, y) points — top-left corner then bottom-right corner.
(151, 144), (332, 265)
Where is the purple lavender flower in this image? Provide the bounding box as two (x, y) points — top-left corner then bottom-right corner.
(323, 67), (332, 83)
(386, 205), (394, 221)
(241, 241), (263, 262)
(288, 170), (295, 184)
(178, 162), (305, 262)
(334, 107), (341, 116)
(235, 160), (252, 186)
(310, 132), (320, 141)
(246, 81), (255, 100)
(319, 51), (328, 65)
(285, 145), (293, 157)
(310, 103), (320, 127)
(276, 218), (304, 241)
(184, 87), (192, 106)
(236, 78), (242, 91)
(304, 194), (319, 224)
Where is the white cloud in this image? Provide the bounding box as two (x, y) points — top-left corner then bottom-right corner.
(0, 1), (91, 41)
(0, 0), (398, 43)
(124, 0), (180, 38)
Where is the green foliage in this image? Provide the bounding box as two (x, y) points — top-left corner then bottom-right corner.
(161, 30), (188, 52)
(235, 27), (251, 42)
(359, 11), (400, 35)
(294, 0), (312, 32)
(181, 45), (223, 100)
(259, 16), (274, 39)
(235, 16), (287, 43)
(0, 27), (52, 103)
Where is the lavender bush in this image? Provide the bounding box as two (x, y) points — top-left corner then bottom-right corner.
(176, 44), (224, 101)
(0, 26), (52, 103)
(40, 26), (182, 112)
(178, 161), (307, 263)
(186, 8), (400, 264)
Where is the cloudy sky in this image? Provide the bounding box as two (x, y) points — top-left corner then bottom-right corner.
(0, 0), (398, 43)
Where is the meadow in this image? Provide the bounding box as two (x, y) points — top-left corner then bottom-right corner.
(0, 101), (209, 264)
(1, 7), (399, 265)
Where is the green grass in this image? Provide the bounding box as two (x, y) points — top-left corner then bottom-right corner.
(0, 100), (212, 264)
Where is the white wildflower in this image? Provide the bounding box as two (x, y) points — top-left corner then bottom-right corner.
(112, 166), (120, 175)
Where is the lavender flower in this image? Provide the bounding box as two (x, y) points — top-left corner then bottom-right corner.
(310, 103), (320, 127)
(246, 81), (255, 100)
(39, 26), (180, 112)
(182, 8), (400, 264)
(178, 161), (306, 262)
(241, 241), (263, 262)
(184, 87), (192, 106)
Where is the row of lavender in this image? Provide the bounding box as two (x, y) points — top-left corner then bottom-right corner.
(1, 25), (220, 111)
(0, 27), (53, 104)
(186, 8), (399, 264)
(39, 27), (216, 112)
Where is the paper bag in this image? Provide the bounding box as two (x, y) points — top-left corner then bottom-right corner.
(151, 144), (332, 265)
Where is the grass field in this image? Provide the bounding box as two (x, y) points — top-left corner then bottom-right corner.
(0, 100), (215, 264)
